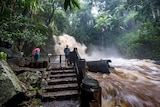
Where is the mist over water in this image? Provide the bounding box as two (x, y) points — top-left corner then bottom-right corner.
(53, 34), (160, 107)
(53, 34), (121, 60)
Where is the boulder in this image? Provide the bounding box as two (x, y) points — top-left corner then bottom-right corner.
(0, 60), (26, 106)
(0, 47), (23, 58)
(17, 71), (42, 86)
(7, 57), (26, 67)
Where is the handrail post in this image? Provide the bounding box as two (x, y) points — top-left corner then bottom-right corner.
(60, 54), (62, 64)
(48, 53), (52, 63)
(77, 59), (86, 82)
(80, 76), (102, 107)
(48, 56), (50, 63)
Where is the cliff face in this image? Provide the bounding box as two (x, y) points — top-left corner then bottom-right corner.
(0, 60), (26, 106)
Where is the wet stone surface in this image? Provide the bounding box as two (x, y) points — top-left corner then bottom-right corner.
(39, 100), (80, 107)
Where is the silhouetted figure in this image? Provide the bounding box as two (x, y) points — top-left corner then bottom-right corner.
(64, 45), (70, 65)
(34, 50), (39, 62)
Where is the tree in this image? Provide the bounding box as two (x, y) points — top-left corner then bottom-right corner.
(0, 0), (48, 52)
(126, 0), (160, 22)
(123, 0), (160, 59)
(64, 0), (80, 11)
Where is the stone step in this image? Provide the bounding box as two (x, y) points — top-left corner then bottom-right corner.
(47, 77), (77, 85)
(47, 66), (74, 71)
(38, 66), (80, 102)
(42, 83), (78, 92)
(49, 69), (75, 74)
(38, 90), (79, 101)
(49, 73), (76, 79)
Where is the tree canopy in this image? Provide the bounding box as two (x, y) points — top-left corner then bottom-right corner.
(0, 0), (160, 60)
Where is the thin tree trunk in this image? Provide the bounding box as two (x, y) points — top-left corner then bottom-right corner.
(46, 5), (55, 26)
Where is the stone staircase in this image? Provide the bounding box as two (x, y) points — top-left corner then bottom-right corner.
(37, 67), (80, 102)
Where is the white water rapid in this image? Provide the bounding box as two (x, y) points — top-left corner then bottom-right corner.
(53, 34), (160, 107)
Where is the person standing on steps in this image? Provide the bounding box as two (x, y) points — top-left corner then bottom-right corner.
(34, 50), (40, 62)
(64, 45), (70, 66)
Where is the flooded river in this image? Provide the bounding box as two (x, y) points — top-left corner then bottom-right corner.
(54, 34), (160, 107)
(89, 58), (160, 107)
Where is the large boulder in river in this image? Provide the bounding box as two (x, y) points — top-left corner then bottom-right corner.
(0, 60), (26, 106)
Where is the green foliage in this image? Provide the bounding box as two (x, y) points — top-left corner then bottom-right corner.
(119, 0), (160, 59)
(0, 15), (48, 47)
(0, 0), (160, 60)
(126, 0), (160, 22)
(94, 11), (113, 30)
(117, 27), (160, 59)
(0, 0), (40, 19)
(117, 32), (137, 57)
(0, 0), (49, 53)
(64, 0), (80, 11)
(0, 0), (80, 53)
(21, 98), (41, 107)
(68, 3), (95, 44)
(124, 12), (137, 23)
(0, 52), (7, 61)
(52, 10), (70, 35)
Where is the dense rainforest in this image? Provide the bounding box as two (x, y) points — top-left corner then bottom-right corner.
(0, 0), (160, 60)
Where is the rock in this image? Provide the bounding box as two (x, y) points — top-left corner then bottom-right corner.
(7, 57), (26, 67)
(17, 71), (42, 86)
(0, 60), (26, 106)
(41, 78), (48, 87)
(0, 39), (12, 48)
(153, 60), (160, 65)
(0, 47), (23, 58)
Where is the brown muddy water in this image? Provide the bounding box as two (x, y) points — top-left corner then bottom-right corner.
(40, 58), (160, 107)
(89, 58), (160, 107)
(53, 34), (160, 107)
